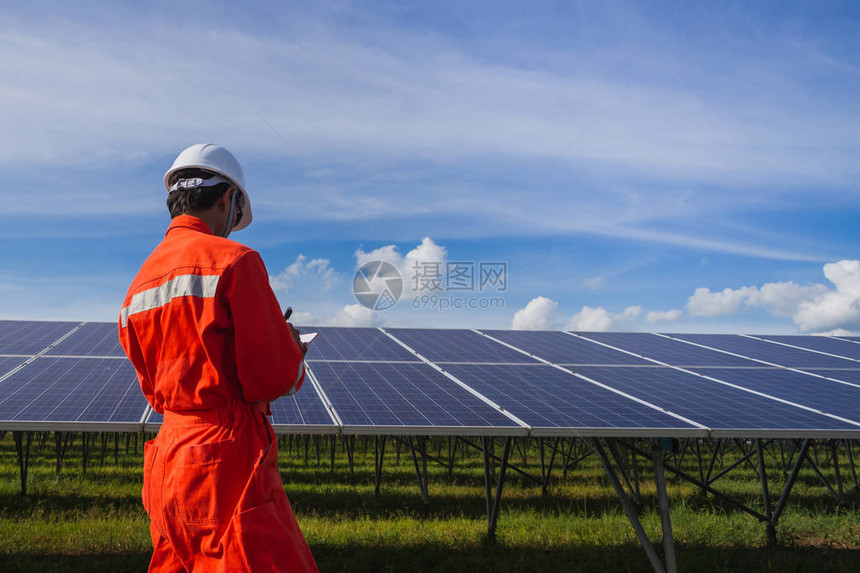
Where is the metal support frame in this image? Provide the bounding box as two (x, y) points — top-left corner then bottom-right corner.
(373, 436), (386, 495)
(846, 439), (858, 488)
(14, 431), (33, 496)
(652, 443), (677, 573)
(755, 439), (776, 548)
(592, 438), (667, 573)
(408, 436), (429, 504)
(481, 436), (512, 539)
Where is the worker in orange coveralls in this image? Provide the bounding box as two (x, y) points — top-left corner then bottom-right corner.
(119, 143), (318, 572)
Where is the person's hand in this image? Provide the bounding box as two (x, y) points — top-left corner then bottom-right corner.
(287, 322), (308, 356)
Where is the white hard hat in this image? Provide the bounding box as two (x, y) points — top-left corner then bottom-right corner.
(164, 143), (253, 231)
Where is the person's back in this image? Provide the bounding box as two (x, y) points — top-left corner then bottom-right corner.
(119, 144), (318, 572)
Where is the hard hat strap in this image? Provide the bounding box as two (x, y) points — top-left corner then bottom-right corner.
(223, 189), (237, 238)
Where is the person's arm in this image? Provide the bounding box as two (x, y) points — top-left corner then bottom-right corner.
(223, 251), (306, 403)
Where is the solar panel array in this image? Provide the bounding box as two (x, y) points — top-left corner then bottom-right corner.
(0, 321), (858, 438)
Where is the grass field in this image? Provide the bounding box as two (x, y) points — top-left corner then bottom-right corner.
(0, 432), (857, 572)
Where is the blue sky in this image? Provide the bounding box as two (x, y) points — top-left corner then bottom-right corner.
(1, 1), (859, 333)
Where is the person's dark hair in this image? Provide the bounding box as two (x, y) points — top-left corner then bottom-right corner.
(166, 168), (233, 218)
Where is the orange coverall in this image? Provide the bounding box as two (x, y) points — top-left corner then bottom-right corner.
(119, 215), (318, 572)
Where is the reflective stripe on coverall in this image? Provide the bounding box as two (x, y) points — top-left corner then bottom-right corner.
(119, 215), (317, 572)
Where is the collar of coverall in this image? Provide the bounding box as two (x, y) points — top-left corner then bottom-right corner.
(166, 214), (215, 236)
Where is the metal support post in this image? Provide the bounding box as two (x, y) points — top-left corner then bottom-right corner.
(846, 439), (858, 488)
(344, 435), (355, 479)
(14, 431), (33, 496)
(408, 436), (429, 504)
(756, 439), (776, 548)
(374, 436), (387, 495)
(592, 438), (666, 573)
(772, 440), (811, 528)
(652, 443), (677, 573)
(830, 440), (844, 497)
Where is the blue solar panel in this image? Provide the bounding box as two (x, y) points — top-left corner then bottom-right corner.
(480, 330), (651, 365)
(802, 369), (860, 386)
(0, 320), (79, 355)
(386, 328), (539, 363)
(571, 366), (857, 433)
(309, 361), (520, 431)
(689, 368), (860, 424)
(577, 332), (758, 367)
(46, 322), (126, 357)
(298, 326), (418, 362)
(146, 410), (163, 428)
(0, 356), (28, 378)
(441, 363), (696, 433)
(668, 334), (858, 368)
(0, 357), (146, 426)
(755, 335), (860, 361)
(269, 380), (335, 428)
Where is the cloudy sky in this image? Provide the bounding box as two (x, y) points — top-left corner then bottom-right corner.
(2, 1), (859, 333)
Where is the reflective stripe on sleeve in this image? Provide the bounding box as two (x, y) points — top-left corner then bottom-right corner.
(121, 274), (220, 327)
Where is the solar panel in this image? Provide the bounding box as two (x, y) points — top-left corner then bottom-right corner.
(0, 357), (147, 430)
(571, 366), (858, 435)
(0, 356), (29, 378)
(576, 332), (759, 367)
(688, 367), (860, 424)
(0, 320), (79, 355)
(46, 322), (126, 357)
(298, 326), (418, 362)
(668, 334), (858, 368)
(145, 410), (163, 429)
(308, 361), (521, 434)
(269, 379), (337, 431)
(385, 328), (539, 363)
(802, 369), (860, 385)
(440, 363), (698, 436)
(754, 335), (860, 361)
(480, 330), (651, 365)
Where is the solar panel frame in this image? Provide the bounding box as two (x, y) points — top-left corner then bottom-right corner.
(0, 320), (81, 355)
(440, 363), (704, 438)
(570, 366), (860, 438)
(0, 357), (148, 432)
(667, 333), (859, 368)
(308, 361), (526, 436)
(575, 332), (761, 367)
(269, 367), (339, 434)
(479, 330), (653, 365)
(385, 328), (540, 364)
(688, 367), (860, 425)
(753, 335), (860, 361)
(299, 326), (421, 362)
(45, 322), (127, 357)
(802, 369), (860, 386)
(0, 356), (30, 379)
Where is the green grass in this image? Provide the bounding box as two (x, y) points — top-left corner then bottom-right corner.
(0, 433), (858, 572)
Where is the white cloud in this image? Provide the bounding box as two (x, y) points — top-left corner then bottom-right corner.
(328, 304), (381, 327)
(793, 260), (860, 333)
(685, 260), (860, 333)
(289, 311), (318, 326)
(645, 309), (683, 323)
(512, 296), (558, 330)
(355, 237), (447, 297)
(566, 305), (641, 332)
(270, 255), (338, 294)
(584, 276), (604, 289)
(687, 286), (758, 317)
